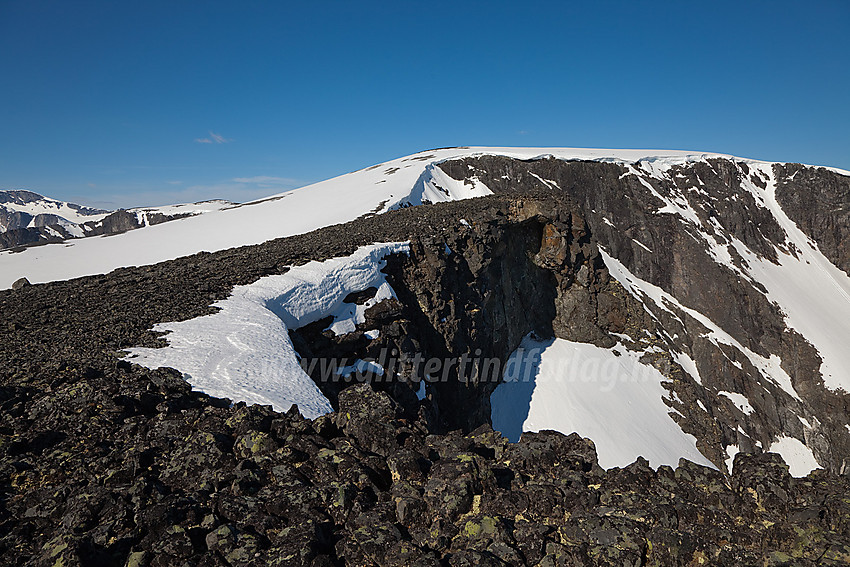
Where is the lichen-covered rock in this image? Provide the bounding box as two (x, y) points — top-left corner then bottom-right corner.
(337, 383), (403, 456)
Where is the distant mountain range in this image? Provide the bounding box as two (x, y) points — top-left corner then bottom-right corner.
(0, 189), (234, 250)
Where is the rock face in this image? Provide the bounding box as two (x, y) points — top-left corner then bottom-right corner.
(773, 162), (850, 275)
(437, 156), (850, 472)
(292, 156), (850, 475)
(2, 155), (850, 564)
(292, 194), (634, 435)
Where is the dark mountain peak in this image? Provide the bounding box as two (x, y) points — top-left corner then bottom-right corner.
(0, 188), (47, 204)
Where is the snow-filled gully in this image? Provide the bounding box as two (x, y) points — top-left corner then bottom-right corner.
(125, 242), (409, 419)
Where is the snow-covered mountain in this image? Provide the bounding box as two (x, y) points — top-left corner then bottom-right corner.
(0, 189), (234, 251)
(7, 147), (850, 480)
(0, 189), (110, 240)
(0, 148), (783, 288)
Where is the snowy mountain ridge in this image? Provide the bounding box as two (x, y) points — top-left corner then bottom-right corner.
(0, 188), (234, 252)
(7, 147), (850, 481)
(6, 147), (850, 564)
(1, 146), (845, 290)
(0, 189), (111, 229)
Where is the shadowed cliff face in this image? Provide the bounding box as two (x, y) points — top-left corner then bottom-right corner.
(437, 156), (850, 472)
(292, 196), (610, 433)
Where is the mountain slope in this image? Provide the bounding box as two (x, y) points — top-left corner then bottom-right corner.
(0, 189), (111, 229)
(442, 155), (850, 474)
(44, 148), (843, 477)
(7, 148), (850, 476)
(3, 152), (850, 564)
(0, 148), (758, 289)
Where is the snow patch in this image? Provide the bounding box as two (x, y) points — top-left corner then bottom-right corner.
(672, 351), (702, 385)
(124, 242), (408, 418)
(718, 391), (755, 415)
(768, 435), (820, 477)
(725, 445), (739, 474)
(398, 163), (492, 207)
(527, 171), (561, 190)
(632, 238), (653, 253)
(337, 359), (385, 379)
(326, 281), (397, 336)
(490, 335), (715, 470)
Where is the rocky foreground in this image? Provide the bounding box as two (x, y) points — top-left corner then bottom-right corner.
(2, 373), (850, 566)
(2, 183), (850, 565)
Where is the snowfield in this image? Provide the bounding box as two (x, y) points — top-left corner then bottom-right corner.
(491, 335), (716, 470)
(124, 242), (408, 418)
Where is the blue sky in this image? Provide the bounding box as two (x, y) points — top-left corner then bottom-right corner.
(1, 0), (848, 208)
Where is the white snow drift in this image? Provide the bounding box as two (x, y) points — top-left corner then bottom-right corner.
(491, 335), (715, 470)
(124, 242), (408, 418)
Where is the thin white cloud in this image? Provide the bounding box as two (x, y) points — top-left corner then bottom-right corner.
(232, 176), (298, 185)
(194, 131), (232, 144)
(82, 184), (282, 209)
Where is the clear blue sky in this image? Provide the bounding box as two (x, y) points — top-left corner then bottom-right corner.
(1, 0), (848, 208)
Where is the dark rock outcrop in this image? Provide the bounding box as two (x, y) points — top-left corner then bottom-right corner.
(773, 163), (850, 275)
(438, 156), (850, 472)
(1, 356), (848, 565)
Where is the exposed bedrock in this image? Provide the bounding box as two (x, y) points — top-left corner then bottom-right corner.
(296, 157), (850, 473)
(291, 193), (641, 435)
(774, 163), (850, 276)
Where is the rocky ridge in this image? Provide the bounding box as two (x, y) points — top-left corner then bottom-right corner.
(438, 157), (850, 472)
